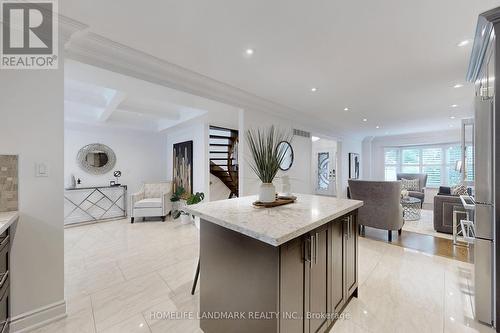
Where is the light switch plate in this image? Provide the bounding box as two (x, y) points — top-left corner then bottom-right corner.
(35, 162), (49, 177)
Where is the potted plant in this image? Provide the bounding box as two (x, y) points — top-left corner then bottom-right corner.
(246, 126), (292, 203)
(172, 192), (205, 223)
(170, 186), (185, 211)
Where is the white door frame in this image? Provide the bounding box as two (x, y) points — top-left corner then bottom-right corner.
(312, 139), (338, 196)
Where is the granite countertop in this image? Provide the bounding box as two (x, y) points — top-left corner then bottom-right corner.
(0, 211), (18, 234)
(185, 194), (363, 246)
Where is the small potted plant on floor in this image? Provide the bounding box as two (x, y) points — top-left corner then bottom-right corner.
(170, 186), (185, 212)
(246, 125), (292, 203)
(172, 192), (205, 223)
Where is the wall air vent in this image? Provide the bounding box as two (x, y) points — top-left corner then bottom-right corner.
(293, 129), (311, 138)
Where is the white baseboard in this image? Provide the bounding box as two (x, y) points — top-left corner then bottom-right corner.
(10, 300), (66, 333)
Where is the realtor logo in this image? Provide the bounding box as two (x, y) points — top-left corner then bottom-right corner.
(1, 0), (58, 69)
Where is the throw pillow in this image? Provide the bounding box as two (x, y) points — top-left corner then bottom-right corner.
(401, 178), (419, 191)
(451, 184), (468, 196)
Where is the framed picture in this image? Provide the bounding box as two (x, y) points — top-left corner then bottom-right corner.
(349, 153), (360, 179)
(173, 140), (193, 195)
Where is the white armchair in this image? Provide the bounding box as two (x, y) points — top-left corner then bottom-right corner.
(130, 181), (173, 223)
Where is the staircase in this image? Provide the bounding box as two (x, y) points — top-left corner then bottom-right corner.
(209, 126), (239, 198)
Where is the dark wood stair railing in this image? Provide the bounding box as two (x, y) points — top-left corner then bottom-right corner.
(209, 126), (239, 198)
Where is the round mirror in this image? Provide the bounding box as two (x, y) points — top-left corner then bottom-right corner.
(85, 150), (108, 167)
(278, 141), (294, 171)
(77, 143), (116, 175)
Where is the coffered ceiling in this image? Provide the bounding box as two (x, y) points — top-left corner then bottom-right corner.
(65, 60), (238, 131)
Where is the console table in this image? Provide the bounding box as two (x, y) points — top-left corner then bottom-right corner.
(64, 185), (127, 225)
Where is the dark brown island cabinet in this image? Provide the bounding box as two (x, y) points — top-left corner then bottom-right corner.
(279, 212), (357, 333)
(186, 194), (362, 333)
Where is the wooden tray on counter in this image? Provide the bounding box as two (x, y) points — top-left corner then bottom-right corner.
(252, 196), (297, 208)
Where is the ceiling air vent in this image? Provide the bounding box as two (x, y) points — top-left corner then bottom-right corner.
(293, 129), (311, 138)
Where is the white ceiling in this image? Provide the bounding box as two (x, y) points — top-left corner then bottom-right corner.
(61, 0), (500, 137)
(64, 60), (238, 131)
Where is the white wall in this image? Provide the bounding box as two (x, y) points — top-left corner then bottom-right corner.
(239, 109), (313, 196)
(209, 174), (231, 201)
(64, 123), (167, 195)
(338, 138), (363, 198)
(162, 108), (240, 201)
(165, 121), (209, 196)
(0, 60), (65, 327)
(239, 108), (364, 199)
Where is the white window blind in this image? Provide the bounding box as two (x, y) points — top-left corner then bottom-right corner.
(384, 143), (472, 187)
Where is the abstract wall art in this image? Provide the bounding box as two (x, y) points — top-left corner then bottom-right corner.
(173, 140), (193, 195)
(348, 153), (360, 179)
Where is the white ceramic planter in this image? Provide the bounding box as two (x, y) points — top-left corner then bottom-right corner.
(180, 214), (191, 224)
(259, 183), (276, 203)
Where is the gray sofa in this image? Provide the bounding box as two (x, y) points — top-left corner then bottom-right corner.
(396, 173), (428, 207)
(348, 180), (404, 241)
(433, 186), (467, 234)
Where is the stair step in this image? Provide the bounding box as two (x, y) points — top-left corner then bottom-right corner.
(209, 135), (236, 139)
(209, 125), (237, 132)
(210, 158), (235, 160)
(209, 151), (229, 153)
(209, 144), (230, 147)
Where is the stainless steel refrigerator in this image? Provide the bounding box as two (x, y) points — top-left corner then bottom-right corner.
(474, 96), (495, 326)
(468, 8), (500, 327)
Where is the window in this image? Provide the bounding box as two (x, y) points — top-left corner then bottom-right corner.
(422, 147), (442, 187)
(466, 145), (475, 182)
(384, 148), (398, 180)
(446, 146), (461, 187)
(384, 143), (471, 187)
(317, 152), (329, 190)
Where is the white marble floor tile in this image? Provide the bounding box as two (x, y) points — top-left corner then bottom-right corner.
(30, 218), (496, 333)
(65, 260), (126, 299)
(99, 314), (151, 333)
(91, 272), (172, 332)
(157, 258), (199, 295)
(30, 295), (96, 333)
(329, 317), (373, 332)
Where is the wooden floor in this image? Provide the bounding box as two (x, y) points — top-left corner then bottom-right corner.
(361, 227), (473, 263)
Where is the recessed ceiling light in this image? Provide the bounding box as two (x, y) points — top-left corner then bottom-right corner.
(363, 118), (367, 122)
(311, 136), (320, 142)
(457, 40), (470, 47)
(245, 48), (254, 56)
(451, 104), (458, 108)
(376, 125), (380, 129)
(311, 87), (317, 92)
(450, 116), (456, 119)
(344, 107), (349, 111)
(453, 84), (463, 88)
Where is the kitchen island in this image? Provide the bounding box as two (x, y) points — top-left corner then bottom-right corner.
(185, 194), (363, 333)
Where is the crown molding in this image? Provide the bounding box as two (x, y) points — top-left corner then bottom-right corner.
(58, 15), (89, 46)
(63, 30), (345, 137)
